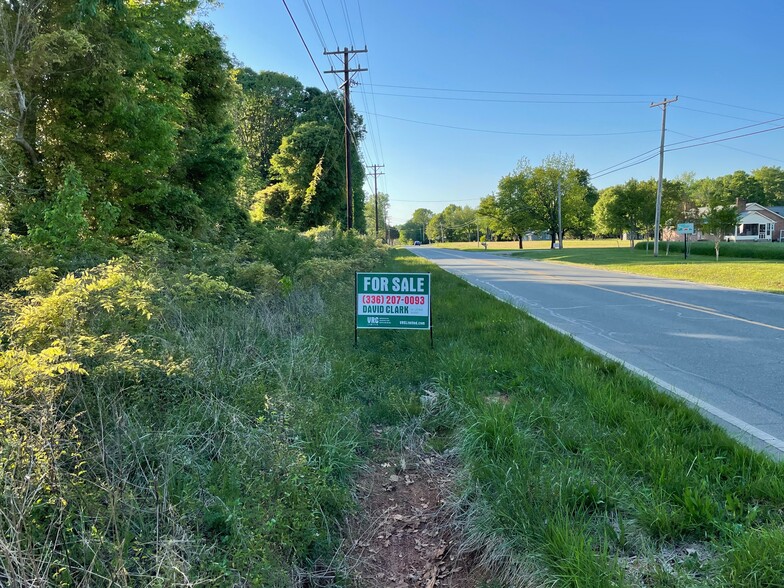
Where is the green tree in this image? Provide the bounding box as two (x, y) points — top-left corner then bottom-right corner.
(702, 199), (740, 260)
(399, 208), (432, 243)
(28, 164), (90, 251)
(1, 0), (244, 238)
(233, 69), (308, 186)
(427, 204), (477, 242)
(492, 154), (593, 248)
(691, 171), (764, 207)
(752, 166), (784, 205)
(593, 180), (655, 246)
(254, 121), (344, 229)
(364, 191), (390, 239)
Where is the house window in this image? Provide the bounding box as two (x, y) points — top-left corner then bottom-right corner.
(739, 224), (759, 236)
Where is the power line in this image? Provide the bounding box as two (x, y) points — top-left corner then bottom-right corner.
(371, 83), (663, 98)
(590, 153), (661, 180)
(591, 115), (784, 181)
(354, 0), (386, 190)
(319, 0), (339, 47)
(281, 0), (334, 95)
(357, 110), (659, 137)
(672, 104), (765, 123)
(680, 95), (784, 118)
(665, 124), (784, 153)
(668, 130), (784, 164)
(355, 90), (650, 105)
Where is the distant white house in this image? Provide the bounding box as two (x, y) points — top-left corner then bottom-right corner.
(728, 201), (784, 242)
(664, 199), (784, 242)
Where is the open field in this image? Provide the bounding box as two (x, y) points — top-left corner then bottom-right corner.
(347, 250), (784, 586)
(431, 242), (784, 294)
(434, 238), (630, 251)
(506, 247), (784, 294)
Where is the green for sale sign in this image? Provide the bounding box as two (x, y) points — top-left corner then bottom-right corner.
(356, 272), (431, 330)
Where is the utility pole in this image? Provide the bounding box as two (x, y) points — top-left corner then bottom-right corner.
(368, 164), (384, 238)
(324, 46), (368, 230)
(557, 178), (563, 250)
(650, 96), (678, 257)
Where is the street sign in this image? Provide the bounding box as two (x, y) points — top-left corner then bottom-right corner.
(356, 272), (431, 330)
(676, 223), (695, 235)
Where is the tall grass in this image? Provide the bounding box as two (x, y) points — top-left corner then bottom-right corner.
(370, 250), (784, 586)
(0, 228), (385, 586)
(635, 239), (784, 260)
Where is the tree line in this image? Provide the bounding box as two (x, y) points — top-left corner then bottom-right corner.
(0, 0), (368, 250)
(398, 155), (784, 247)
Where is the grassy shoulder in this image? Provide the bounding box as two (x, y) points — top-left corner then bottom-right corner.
(433, 239), (784, 294)
(368, 250), (784, 587)
(433, 238), (628, 251)
(5, 235), (784, 587)
(504, 247), (784, 294)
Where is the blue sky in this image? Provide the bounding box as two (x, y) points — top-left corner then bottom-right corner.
(205, 1), (784, 225)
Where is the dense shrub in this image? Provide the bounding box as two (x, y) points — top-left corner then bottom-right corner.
(0, 226), (386, 585)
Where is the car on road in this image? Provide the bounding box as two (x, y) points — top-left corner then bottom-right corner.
(414, 241), (421, 246)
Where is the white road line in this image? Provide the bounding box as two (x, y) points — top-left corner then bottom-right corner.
(417, 250), (784, 458)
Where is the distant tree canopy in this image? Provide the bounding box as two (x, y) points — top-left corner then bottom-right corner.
(237, 68), (366, 231)
(427, 204), (477, 243)
(593, 178), (685, 243)
(399, 208), (432, 243)
(482, 154), (594, 248)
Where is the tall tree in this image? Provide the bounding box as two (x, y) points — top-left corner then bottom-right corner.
(752, 166), (784, 205)
(593, 180), (655, 246)
(491, 154), (593, 248)
(253, 121), (343, 229)
(702, 199), (740, 260)
(364, 191), (390, 239)
(233, 69), (307, 186)
(0, 0), (244, 237)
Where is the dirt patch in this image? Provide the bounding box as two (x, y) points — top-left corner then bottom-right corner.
(345, 450), (486, 588)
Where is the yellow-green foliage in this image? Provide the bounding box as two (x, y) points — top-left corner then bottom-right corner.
(0, 227), (385, 585)
(294, 257), (358, 288)
(233, 260), (281, 294)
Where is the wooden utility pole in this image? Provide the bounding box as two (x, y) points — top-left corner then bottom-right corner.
(368, 164), (385, 238)
(557, 178), (563, 250)
(324, 46), (367, 230)
(650, 96), (678, 257)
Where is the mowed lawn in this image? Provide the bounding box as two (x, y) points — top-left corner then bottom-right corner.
(434, 241), (784, 294)
(434, 238), (627, 251)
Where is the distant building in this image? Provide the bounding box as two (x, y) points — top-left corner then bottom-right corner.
(729, 199), (784, 242)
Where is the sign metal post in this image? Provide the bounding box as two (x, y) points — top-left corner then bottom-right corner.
(676, 223), (695, 260)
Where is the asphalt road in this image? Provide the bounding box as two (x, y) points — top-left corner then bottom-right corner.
(409, 246), (784, 458)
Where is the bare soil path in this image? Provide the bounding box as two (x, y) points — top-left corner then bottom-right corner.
(346, 444), (486, 588)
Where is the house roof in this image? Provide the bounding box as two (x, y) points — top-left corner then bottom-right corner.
(746, 203), (784, 219)
(739, 210), (775, 225)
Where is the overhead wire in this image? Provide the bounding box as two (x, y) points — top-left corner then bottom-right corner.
(668, 130), (784, 164)
(666, 124), (784, 153)
(355, 90), (651, 105)
(680, 95), (784, 118)
(282, 0), (375, 201)
(591, 116), (784, 181)
(354, 0), (387, 193)
(370, 83), (663, 98)
(357, 110), (659, 137)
